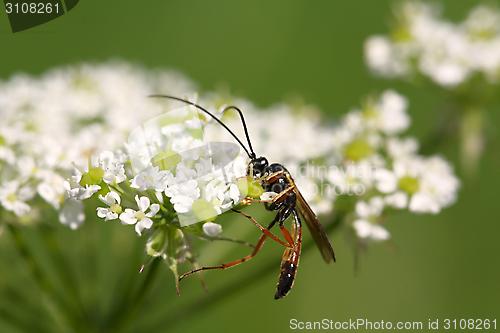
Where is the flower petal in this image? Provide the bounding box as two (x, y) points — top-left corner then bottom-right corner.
(120, 209), (137, 225)
(97, 207), (109, 219)
(135, 217), (153, 236)
(139, 196), (150, 212)
(147, 203), (160, 217)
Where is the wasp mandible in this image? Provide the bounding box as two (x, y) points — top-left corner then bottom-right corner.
(150, 95), (336, 299)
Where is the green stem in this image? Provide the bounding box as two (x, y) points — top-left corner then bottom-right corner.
(6, 223), (78, 332)
(460, 107), (484, 176)
(38, 224), (89, 329)
(105, 258), (161, 333)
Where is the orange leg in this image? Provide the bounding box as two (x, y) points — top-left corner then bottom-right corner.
(179, 233), (268, 281)
(279, 225), (295, 248)
(232, 209), (292, 248)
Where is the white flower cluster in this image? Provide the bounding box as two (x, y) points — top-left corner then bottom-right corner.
(0, 63), (194, 227)
(365, 1), (500, 87)
(65, 94), (341, 241)
(0, 62), (460, 255)
(322, 90), (460, 241)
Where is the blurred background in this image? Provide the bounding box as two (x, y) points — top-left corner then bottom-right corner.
(0, 1), (499, 332)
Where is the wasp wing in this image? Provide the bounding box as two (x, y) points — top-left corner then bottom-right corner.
(294, 188), (336, 263)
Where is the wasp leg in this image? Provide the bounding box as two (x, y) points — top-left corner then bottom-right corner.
(231, 209), (292, 248)
(179, 233), (268, 281)
(242, 197), (272, 205)
(242, 186), (295, 205)
(185, 256), (209, 293)
(275, 194), (297, 249)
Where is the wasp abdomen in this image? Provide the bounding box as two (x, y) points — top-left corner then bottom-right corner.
(274, 259), (298, 299)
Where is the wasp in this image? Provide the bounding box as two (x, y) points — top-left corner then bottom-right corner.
(150, 95), (336, 299)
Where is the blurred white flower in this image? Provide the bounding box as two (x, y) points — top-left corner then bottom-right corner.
(386, 137), (419, 159)
(374, 90), (410, 135)
(365, 1), (500, 87)
(36, 170), (66, 209)
(375, 156), (459, 214)
(0, 181), (34, 216)
(364, 36), (409, 77)
(353, 220), (390, 241)
(59, 199), (85, 230)
(352, 197), (390, 241)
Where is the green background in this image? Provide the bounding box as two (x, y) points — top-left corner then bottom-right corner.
(0, 1), (499, 332)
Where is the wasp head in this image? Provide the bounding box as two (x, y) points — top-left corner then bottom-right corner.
(248, 156), (268, 178)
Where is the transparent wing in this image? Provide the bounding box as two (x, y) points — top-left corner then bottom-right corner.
(295, 188), (336, 263)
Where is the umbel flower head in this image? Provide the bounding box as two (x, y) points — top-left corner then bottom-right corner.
(321, 90), (460, 241)
(365, 1), (500, 88)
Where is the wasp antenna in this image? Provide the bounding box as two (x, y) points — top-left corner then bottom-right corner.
(222, 105), (256, 159)
(149, 94), (254, 159)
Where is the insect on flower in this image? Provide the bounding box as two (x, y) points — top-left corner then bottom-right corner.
(150, 95), (336, 299)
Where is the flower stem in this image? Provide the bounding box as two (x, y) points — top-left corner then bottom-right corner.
(5, 223), (80, 332)
(105, 257), (161, 332)
(460, 107), (484, 176)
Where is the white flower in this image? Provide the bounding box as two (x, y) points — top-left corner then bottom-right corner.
(99, 150), (127, 184)
(328, 161), (375, 195)
(201, 179), (240, 213)
(119, 195), (160, 236)
(375, 90), (410, 134)
(353, 220), (390, 241)
(97, 191), (122, 221)
(408, 156), (460, 213)
(352, 196), (389, 241)
(202, 222), (222, 237)
(165, 179), (200, 214)
(131, 165), (169, 191)
(59, 199), (85, 230)
(17, 156), (38, 180)
(356, 197), (385, 219)
(375, 156), (459, 214)
(33, 170), (66, 209)
(64, 167), (101, 200)
(384, 192), (408, 209)
(386, 137), (418, 159)
(374, 168), (398, 194)
(0, 146), (15, 164)
(364, 36), (409, 77)
(0, 181), (34, 216)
